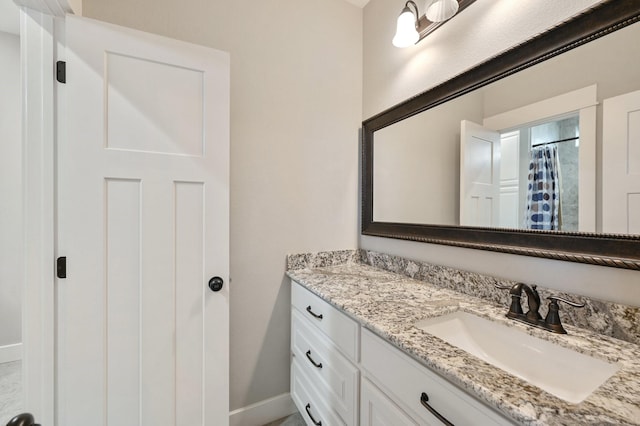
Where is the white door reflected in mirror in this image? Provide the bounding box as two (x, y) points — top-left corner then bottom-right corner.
(603, 89), (640, 234)
(459, 120), (500, 227)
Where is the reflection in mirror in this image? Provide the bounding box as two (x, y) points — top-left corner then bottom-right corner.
(522, 116), (580, 231)
(363, 2), (640, 269)
(461, 115), (580, 231)
(602, 88), (640, 235)
(372, 19), (640, 235)
(373, 94), (482, 225)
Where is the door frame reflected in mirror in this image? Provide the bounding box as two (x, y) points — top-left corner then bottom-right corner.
(478, 85), (597, 232)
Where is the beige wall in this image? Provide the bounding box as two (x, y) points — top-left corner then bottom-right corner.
(373, 91), (483, 224)
(362, 0), (640, 308)
(67, 0), (82, 15)
(363, 0), (601, 117)
(0, 31), (22, 348)
(82, 0), (362, 411)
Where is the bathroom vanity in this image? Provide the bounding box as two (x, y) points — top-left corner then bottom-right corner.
(287, 253), (640, 425)
(291, 280), (511, 425)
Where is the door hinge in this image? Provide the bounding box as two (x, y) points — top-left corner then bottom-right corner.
(57, 256), (67, 279)
(56, 61), (66, 84)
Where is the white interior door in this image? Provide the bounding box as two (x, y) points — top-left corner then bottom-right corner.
(603, 89), (640, 234)
(460, 120), (501, 227)
(57, 16), (229, 426)
(498, 131), (520, 228)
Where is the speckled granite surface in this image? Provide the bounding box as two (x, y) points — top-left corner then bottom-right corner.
(286, 253), (640, 425)
(360, 250), (640, 346)
(288, 250), (640, 346)
(286, 250), (361, 271)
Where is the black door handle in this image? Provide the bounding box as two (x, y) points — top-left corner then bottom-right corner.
(6, 413), (41, 426)
(208, 276), (224, 292)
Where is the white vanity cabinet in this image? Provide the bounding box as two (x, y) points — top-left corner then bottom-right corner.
(290, 281), (513, 426)
(291, 282), (360, 425)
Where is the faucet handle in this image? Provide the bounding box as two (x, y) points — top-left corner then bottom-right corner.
(547, 296), (585, 308)
(544, 296), (585, 334)
(495, 283), (524, 316)
(494, 284), (513, 291)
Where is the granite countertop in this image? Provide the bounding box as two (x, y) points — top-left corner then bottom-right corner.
(287, 262), (640, 426)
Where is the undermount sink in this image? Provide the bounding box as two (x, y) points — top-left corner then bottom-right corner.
(415, 311), (619, 404)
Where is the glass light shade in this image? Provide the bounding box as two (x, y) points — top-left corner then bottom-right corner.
(425, 0), (459, 22)
(392, 8), (419, 48)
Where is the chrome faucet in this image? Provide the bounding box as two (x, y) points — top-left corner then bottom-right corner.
(496, 283), (585, 334)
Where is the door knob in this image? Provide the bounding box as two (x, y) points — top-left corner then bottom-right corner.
(208, 276), (224, 292)
(6, 413), (40, 426)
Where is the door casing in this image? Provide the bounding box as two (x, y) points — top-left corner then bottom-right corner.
(19, 5), (65, 424)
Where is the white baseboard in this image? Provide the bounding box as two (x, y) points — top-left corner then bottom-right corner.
(229, 392), (297, 426)
(0, 343), (22, 364)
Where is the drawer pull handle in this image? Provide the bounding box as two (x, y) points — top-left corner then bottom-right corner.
(305, 403), (322, 426)
(305, 350), (323, 368)
(306, 306), (323, 320)
(420, 392), (454, 426)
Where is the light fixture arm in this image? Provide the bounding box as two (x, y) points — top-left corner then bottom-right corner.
(404, 0), (420, 28)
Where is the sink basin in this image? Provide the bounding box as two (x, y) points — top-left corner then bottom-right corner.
(415, 311), (619, 404)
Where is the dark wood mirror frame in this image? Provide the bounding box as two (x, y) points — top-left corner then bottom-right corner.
(362, 1), (640, 271)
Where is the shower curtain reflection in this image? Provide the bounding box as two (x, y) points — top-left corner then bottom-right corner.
(524, 145), (561, 230)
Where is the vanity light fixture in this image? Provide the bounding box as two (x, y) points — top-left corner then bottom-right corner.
(425, 0), (459, 23)
(393, 0), (471, 48)
(392, 1), (421, 48)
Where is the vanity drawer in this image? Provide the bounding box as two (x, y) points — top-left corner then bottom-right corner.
(291, 281), (359, 361)
(361, 328), (513, 426)
(292, 309), (359, 426)
(291, 358), (346, 426)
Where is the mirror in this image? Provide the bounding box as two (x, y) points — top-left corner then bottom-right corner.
(362, 1), (640, 270)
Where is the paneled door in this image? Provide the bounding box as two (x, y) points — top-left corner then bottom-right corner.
(603, 89), (640, 234)
(56, 16), (229, 426)
(460, 120), (501, 227)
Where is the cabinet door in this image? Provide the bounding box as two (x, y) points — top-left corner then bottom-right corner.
(361, 378), (418, 426)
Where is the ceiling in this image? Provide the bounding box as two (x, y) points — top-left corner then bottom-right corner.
(0, 0), (19, 35)
(0, 0), (370, 36)
(344, 0), (370, 8)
